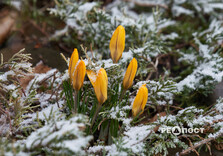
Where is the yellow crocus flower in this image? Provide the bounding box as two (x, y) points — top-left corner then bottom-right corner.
(87, 68), (108, 104)
(132, 84), (148, 117)
(109, 25), (125, 63)
(68, 48), (79, 78)
(68, 48), (86, 91)
(71, 60), (86, 91)
(68, 48), (86, 113)
(123, 58), (138, 90)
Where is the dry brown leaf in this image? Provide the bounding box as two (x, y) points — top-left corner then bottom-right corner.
(214, 142), (223, 151)
(19, 61), (51, 90)
(33, 61), (51, 73)
(0, 9), (17, 45)
(149, 112), (166, 123)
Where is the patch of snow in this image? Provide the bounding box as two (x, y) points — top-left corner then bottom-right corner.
(10, 1), (21, 10)
(25, 114), (92, 154)
(208, 127), (223, 138)
(0, 71), (15, 81)
(172, 5), (194, 17)
(157, 20), (176, 30)
(215, 98), (223, 113)
(161, 32), (179, 40)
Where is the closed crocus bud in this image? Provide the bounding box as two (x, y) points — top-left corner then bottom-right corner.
(87, 68), (108, 104)
(71, 60), (86, 91)
(68, 48), (79, 77)
(132, 84), (148, 117)
(123, 58), (138, 90)
(109, 25), (125, 63)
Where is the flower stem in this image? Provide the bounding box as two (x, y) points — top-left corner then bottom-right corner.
(167, 102), (170, 115)
(90, 104), (102, 129)
(74, 90), (78, 114)
(119, 89), (126, 104)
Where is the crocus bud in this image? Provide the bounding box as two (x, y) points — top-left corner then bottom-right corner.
(132, 84), (148, 117)
(109, 25), (125, 63)
(87, 68), (108, 104)
(71, 60), (86, 91)
(68, 48), (79, 77)
(123, 58), (138, 90)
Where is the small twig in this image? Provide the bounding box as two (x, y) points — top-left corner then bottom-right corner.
(28, 20), (49, 38)
(48, 75), (59, 101)
(168, 105), (184, 110)
(15, 76), (26, 97)
(203, 103), (216, 116)
(59, 44), (72, 54)
(182, 135), (199, 156)
(50, 73), (57, 90)
(39, 1), (54, 12)
(55, 84), (62, 108)
(90, 43), (94, 60)
(38, 70), (58, 85)
(1, 53), (3, 65)
(175, 42), (190, 49)
(81, 44), (93, 65)
(190, 42), (199, 52)
(146, 72), (154, 80)
(98, 118), (108, 130)
(180, 132), (223, 155)
(146, 61), (158, 80)
(195, 135), (212, 156)
(60, 53), (69, 65)
(0, 90), (8, 103)
(0, 106), (12, 133)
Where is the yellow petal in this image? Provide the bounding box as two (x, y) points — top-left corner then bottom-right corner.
(132, 84), (148, 117)
(98, 68), (108, 102)
(87, 68), (108, 104)
(132, 91), (144, 117)
(140, 84), (148, 112)
(72, 60), (86, 91)
(68, 48), (79, 78)
(86, 69), (97, 87)
(123, 58), (138, 90)
(95, 68), (108, 104)
(109, 25), (125, 63)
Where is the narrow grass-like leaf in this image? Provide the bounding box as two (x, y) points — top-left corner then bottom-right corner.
(63, 80), (74, 112)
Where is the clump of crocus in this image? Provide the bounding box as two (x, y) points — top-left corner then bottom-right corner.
(87, 68), (108, 127)
(109, 25), (125, 63)
(68, 48), (86, 113)
(132, 84), (148, 117)
(123, 58), (138, 90)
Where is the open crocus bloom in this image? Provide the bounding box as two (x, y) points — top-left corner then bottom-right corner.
(87, 68), (108, 104)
